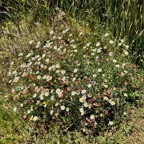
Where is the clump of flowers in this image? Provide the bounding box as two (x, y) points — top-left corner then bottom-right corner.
(7, 27), (143, 134)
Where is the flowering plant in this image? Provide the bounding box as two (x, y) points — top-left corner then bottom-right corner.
(7, 27), (143, 134)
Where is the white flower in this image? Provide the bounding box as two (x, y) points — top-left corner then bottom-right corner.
(50, 30), (54, 35)
(36, 41), (40, 48)
(72, 77), (76, 81)
(81, 90), (86, 94)
(71, 91), (76, 96)
(46, 75), (52, 81)
(29, 40), (34, 45)
(109, 52), (113, 56)
(125, 45), (129, 49)
(33, 116), (39, 121)
(103, 96), (109, 101)
(87, 84), (92, 88)
(84, 102), (88, 107)
(66, 107), (69, 112)
(39, 93), (44, 100)
(56, 64), (60, 68)
(121, 39), (125, 43)
(104, 84), (108, 88)
(13, 107), (17, 112)
(96, 42), (100, 47)
(18, 52), (23, 57)
(45, 58), (49, 63)
(50, 110), (54, 115)
(79, 97), (84, 103)
(124, 50), (129, 56)
(93, 74), (97, 78)
(33, 93), (37, 98)
(74, 68), (78, 73)
(90, 114), (95, 120)
(115, 64), (120, 68)
(109, 40), (114, 44)
(61, 70), (66, 75)
(109, 121), (114, 126)
(42, 54), (46, 58)
(44, 92), (49, 96)
(112, 59), (117, 63)
(124, 93), (128, 97)
(71, 44), (76, 49)
(109, 100), (115, 106)
(74, 49), (78, 53)
(104, 33), (109, 37)
(97, 49), (101, 53)
(79, 108), (84, 115)
(98, 68), (102, 72)
(37, 75), (41, 80)
(61, 105), (65, 110)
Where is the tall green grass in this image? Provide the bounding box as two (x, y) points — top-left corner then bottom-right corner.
(1, 0), (143, 65)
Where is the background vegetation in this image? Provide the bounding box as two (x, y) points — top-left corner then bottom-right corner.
(0, 0), (144, 143)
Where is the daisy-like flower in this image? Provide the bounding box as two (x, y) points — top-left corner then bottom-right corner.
(123, 50), (129, 56)
(61, 70), (66, 75)
(84, 102), (88, 107)
(50, 30), (54, 35)
(115, 64), (120, 68)
(42, 54), (46, 58)
(46, 75), (52, 81)
(71, 91), (76, 96)
(96, 42), (100, 47)
(109, 52), (113, 56)
(66, 107), (70, 112)
(121, 39), (125, 43)
(112, 59), (117, 63)
(43, 75), (47, 79)
(37, 75), (41, 80)
(61, 105), (65, 110)
(44, 92), (49, 96)
(103, 96), (109, 101)
(124, 93), (128, 97)
(109, 40), (114, 44)
(125, 45), (129, 49)
(104, 84), (108, 88)
(56, 88), (62, 94)
(104, 33), (109, 37)
(81, 89), (86, 94)
(98, 68), (102, 72)
(109, 121), (114, 126)
(39, 93), (44, 100)
(109, 100), (115, 106)
(45, 58), (49, 63)
(36, 41), (41, 48)
(33, 93), (37, 98)
(97, 48), (101, 53)
(74, 49), (78, 53)
(33, 116), (39, 121)
(93, 74), (97, 78)
(50, 110), (54, 115)
(79, 108), (85, 115)
(74, 68), (78, 73)
(87, 84), (92, 88)
(29, 40), (34, 45)
(56, 64), (60, 68)
(90, 114), (95, 120)
(13, 107), (17, 112)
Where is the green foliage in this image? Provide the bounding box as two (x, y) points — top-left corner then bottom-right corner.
(0, 96), (30, 144)
(1, 0), (143, 65)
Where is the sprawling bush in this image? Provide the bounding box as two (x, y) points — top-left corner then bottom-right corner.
(7, 24), (143, 135)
